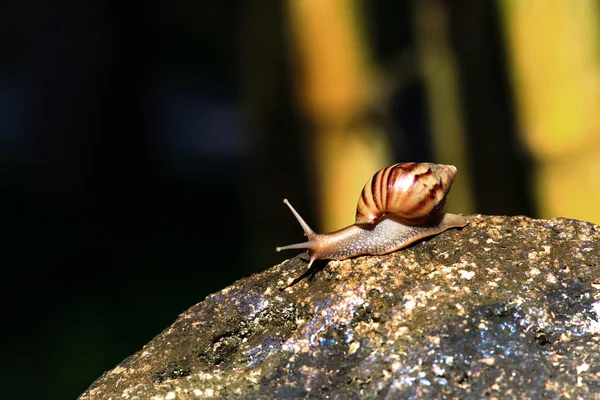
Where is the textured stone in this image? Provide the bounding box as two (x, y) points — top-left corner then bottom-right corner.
(79, 215), (600, 399)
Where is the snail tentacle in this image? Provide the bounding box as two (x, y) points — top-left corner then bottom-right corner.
(275, 199), (319, 269)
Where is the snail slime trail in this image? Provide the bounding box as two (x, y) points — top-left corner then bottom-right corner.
(276, 162), (468, 287)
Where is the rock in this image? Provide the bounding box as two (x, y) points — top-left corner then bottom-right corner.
(79, 215), (600, 399)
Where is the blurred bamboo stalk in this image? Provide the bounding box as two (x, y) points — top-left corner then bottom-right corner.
(500, 1), (600, 223)
(286, 0), (392, 232)
(413, 0), (475, 216)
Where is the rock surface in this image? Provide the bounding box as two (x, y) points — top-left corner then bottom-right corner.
(79, 215), (600, 399)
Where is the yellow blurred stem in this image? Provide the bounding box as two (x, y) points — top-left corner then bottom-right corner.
(500, 1), (600, 223)
(312, 127), (392, 232)
(286, 0), (391, 232)
(413, 0), (475, 216)
(538, 156), (600, 223)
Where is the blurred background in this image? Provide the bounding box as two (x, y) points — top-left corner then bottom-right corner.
(1, 1), (599, 398)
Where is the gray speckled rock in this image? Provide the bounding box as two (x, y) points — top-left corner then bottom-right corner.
(79, 215), (600, 399)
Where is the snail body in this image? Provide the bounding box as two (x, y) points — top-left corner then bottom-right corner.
(276, 162), (468, 271)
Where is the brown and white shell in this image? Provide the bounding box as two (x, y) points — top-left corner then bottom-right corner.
(355, 162), (458, 226)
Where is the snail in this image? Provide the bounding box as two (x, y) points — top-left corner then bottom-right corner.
(276, 162), (468, 276)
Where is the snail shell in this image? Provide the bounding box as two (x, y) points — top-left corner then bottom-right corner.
(355, 162), (457, 225)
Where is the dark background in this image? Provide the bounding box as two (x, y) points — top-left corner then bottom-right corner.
(0, 2), (533, 398)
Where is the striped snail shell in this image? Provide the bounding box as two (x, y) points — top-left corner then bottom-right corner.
(355, 163), (458, 225)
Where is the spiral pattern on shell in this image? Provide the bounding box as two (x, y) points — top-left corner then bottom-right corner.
(355, 162), (458, 225)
